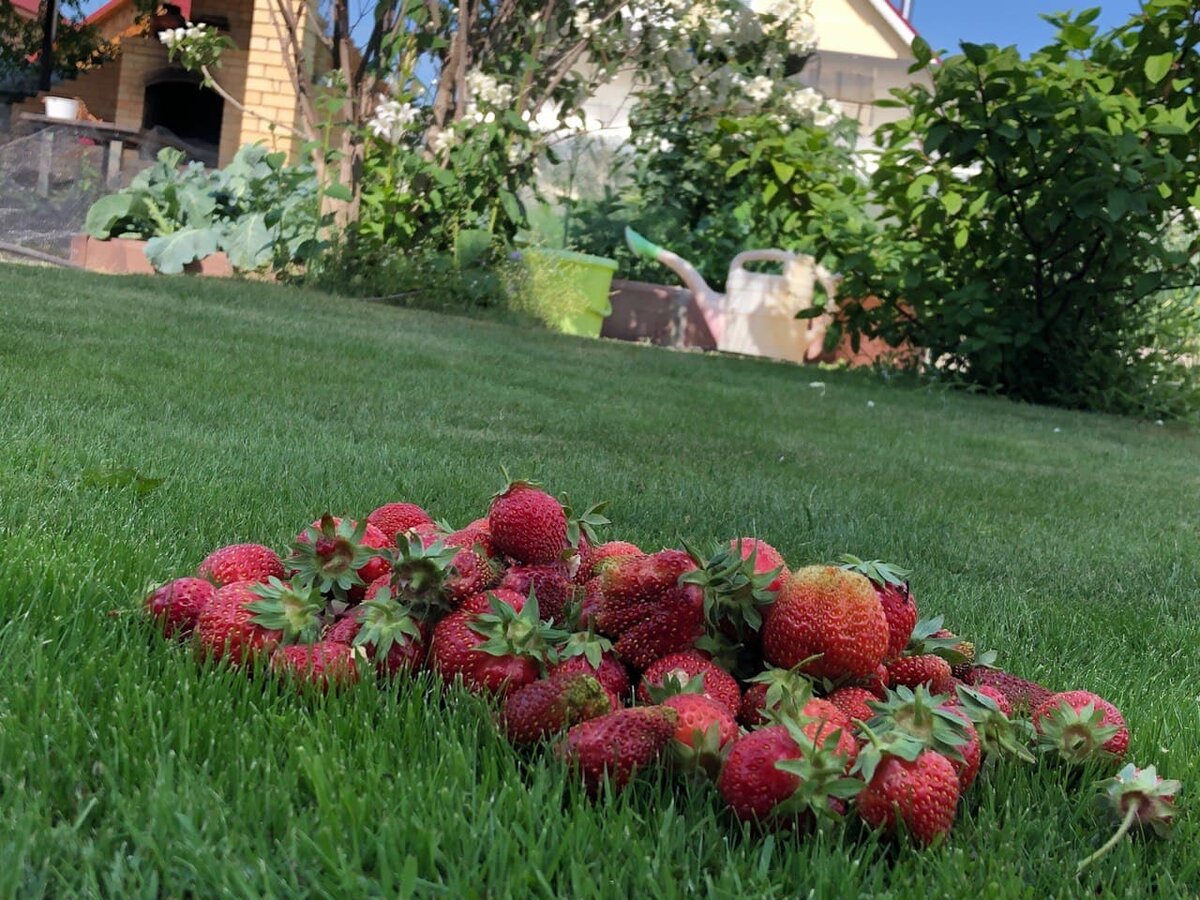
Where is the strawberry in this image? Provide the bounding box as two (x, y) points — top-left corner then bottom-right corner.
(407, 522), (448, 549)
(967, 667), (1052, 717)
(888, 654), (954, 694)
(681, 539), (785, 644)
(382, 532), (459, 620)
(428, 591), (564, 696)
(1033, 690), (1128, 764)
(947, 685), (1036, 765)
(559, 706), (678, 796)
(637, 650), (741, 716)
(1076, 764), (1181, 874)
(716, 717), (860, 828)
(460, 588), (527, 614)
(661, 693), (738, 777)
(326, 587), (427, 676)
(488, 477), (568, 565)
(195, 580), (282, 664)
(289, 515), (390, 598)
(270, 641), (360, 689)
(501, 672), (612, 746)
(731, 538), (789, 593)
(145, 577), (215, 637)
(932, 627), (976, 679)
(560, 494), (610, 556)
(367, 502), (434, 545)
(500, 563), (573, 625)
(576, 577), (605, 628)
(864, 663), (889, 699)
(738, 665), (816, 728)
(197, 543), (285, 587)
(838, 555), (915, 660)
(859, 685), (972, 777)
(761, 566), (888, 681)
(550, 644), (631, 706)
(969, 684), (1013, 717)
(939, 706), (981, 791)
(445, 546), (503, 606)
(446, 518), (496, 557)
(595, 549), (704, 670)
(574, 540), (642, 585)
(244, 577), (326, 644)
(856, 748), (960, 846)
(826, 686), (878, 725)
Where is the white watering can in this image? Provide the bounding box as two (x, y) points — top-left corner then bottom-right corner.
(625, 227), (840, 364)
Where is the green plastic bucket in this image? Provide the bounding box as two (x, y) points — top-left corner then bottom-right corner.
(522, 247), (618, 338)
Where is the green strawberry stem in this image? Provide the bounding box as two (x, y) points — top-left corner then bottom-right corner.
(1076, 803), (1139, 876)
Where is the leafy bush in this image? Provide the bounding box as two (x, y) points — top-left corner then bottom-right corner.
(811, 6), (1200, 418)
(85, 146), (324, 274)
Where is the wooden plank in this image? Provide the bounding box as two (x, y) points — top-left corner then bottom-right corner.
(36, 129), (52, 196)
(106, 139), (123, 187)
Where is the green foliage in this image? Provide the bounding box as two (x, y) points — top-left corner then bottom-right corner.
(817, 6), (1200, 418)
(0, 0), (113, 88)
(84, 146), (325, 275)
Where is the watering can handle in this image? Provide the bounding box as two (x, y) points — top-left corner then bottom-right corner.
(729, 249), (799, 271)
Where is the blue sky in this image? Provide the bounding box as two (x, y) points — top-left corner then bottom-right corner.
(909, 1), (1142, 54)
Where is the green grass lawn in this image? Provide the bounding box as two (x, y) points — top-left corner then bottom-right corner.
(2, 263), (1198, 897)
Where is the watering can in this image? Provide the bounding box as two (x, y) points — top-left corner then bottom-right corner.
(625, 227), (839, 364)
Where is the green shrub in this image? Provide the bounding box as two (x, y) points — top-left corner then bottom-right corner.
(806, 6), (1200, 419)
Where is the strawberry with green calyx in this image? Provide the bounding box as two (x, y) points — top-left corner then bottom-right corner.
(681, 538), (784, 644)
(550, 630), (631, 705)
(717, 711), (860, 828)
(967, 667), (1052, 716)
(195, 581), (282, 664)
(950, 685), (1036, 764)
(445, 546), (503, 606)
(826, 686), (878, 725)
(932, 626), (983, 679)
(383, 532), (459, 621)
(888, 654), (954, 694)
(345, 586), (427, 675)
(905, 616), (973, 667)
(1033, 690), (1128, 765)
(854, 723), (961, 846)
(488, 472), (569, 565)
(739, 662), (819, 727)
(574, 540), (643, 585)
(861, 685), (971, 777)
(637, 650), (741, 716)
(198, 543), (286, 587)
(500, 563), (573, 625)
(246, 577), (326, 645)
(502, 672), (613, 746)
(839, 554), (915, 660)
(559, 705), (679, 796)
(289, 515), (389, 597)
(661, 693), (738, 778)
(367, 502), (434, 546)
(594, 549), (705, 670)
(1076, 764), (1181, 875)
(145, 577), (215, 637)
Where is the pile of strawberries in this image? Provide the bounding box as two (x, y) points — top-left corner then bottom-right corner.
(144, 477), (1179, 858)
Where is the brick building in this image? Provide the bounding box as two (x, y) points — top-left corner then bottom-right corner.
(9, 0), (322, 165)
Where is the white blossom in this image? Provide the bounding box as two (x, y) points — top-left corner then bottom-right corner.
(744, 75), (774, 103)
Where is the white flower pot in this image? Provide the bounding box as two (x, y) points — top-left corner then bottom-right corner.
(43, 97), (81, 121)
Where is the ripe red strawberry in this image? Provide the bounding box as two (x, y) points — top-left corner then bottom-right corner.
(944, 684), (1037, 767)
(501, 672), (612, 746)
(326, 589), (428, 676)
(1033, 690), (1129, 763)
(637, 651), (741, 716)
(488, 478), (568, 565)
(826, 686), (878, 725)
(145, 577), (215, 637)
(940, 706), (981, 791)
(661, 693), (738, 777)
(595, 549), (704, 670)
(731, 538), (789, 593)
(367, 502), (434, 545)
(577, 577), (604, 628)
(761, 566), (888, 681)
(444, 546), (502, 606)
(717, 717), (860, 828)
(864, 663), (890, 699)
(682, 539), (784, 643)
(858, 685), (972, 777)
(446, 518), (496, 557)
(574, 540), (642, 585)
(195, 580), (282, 664)
(888, 654), (954, 694)
(270, 641), (360, 689)
(838, 556), (915, 661)
(856, 749), (960, 846)
(197, 543), (285, 587)
(290, 515), (390, 597)
(738, 665), (816, 727)
(500, 563), (573, 625)
(460, 588), (527, 614)
(550, 649), (631, 705)
(244, 577), (326, 644)
(429, 591), (563, 696)
(559, 706), (678, 796)
(967, 667), (1052, 716)
(407, 522), (447, 549)
(972, 684), (1013, 718)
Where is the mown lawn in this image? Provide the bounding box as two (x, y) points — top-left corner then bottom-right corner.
(1, 263), (1198, 897)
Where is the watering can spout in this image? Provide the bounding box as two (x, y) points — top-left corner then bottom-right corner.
(624, 227), (717, 308)
(625, 227), (662, 262)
